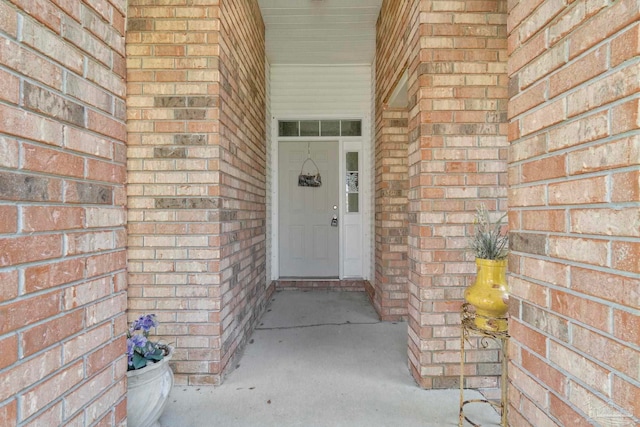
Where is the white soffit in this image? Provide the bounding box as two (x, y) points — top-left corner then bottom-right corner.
(258, 0), (383, 65)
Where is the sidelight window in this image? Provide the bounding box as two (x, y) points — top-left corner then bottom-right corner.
(345, 152), (359, 213)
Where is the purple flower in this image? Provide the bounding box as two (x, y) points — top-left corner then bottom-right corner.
(125, 314), (166, 370)
(131, 314), (158, 332)
(131, 334), (147, 348)
(127, 340), (134, 366)
(127, 334), (148, 366)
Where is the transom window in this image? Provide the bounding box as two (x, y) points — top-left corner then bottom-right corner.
(278, 120), (362, 137)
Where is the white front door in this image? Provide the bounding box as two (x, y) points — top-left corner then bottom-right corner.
(279, 141), (339, 278)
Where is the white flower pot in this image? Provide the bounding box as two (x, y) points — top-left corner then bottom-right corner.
(126, 348), (174, 427)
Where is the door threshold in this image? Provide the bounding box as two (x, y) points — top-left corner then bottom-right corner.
(275, 279), (368, 292)
(279, 277), (340, 281)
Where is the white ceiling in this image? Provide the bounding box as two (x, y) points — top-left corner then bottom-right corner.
(258, 0), (383, 65)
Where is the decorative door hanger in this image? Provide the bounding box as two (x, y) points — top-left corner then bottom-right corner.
(298, 144), (322, 187)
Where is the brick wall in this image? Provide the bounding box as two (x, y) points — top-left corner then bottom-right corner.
(399, 0), (509, 389)
(507, 0), (639, 425)
(0, 0), (128, 425)
(217, 0), (269, 375)
(373, 0), (415, 321)
(375, 0), (413, 108)
(374, 109), (409, 321)
(376, 0), (509, 389)
(126, 0), (267, 385)
(126, 0), (223, 386)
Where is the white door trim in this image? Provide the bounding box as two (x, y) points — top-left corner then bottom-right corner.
(269, 115), (372, 281)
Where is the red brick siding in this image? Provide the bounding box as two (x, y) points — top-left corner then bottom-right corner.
(126, 0), (267, 385)
(217, 0), (269, 376)
(373, 0), (413, 325)
(376, 0), (509, 389)
(374, 110), (409, 321)
(508, 0), (640, 424)
(126, 0), (224, 386)
(375, 0), (413, 109)
(374, 0), (416, 322)
(0, 0), (128, 425)
(408, 0), (508, 389)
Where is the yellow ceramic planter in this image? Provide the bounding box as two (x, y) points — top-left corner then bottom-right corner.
(464, 258), (508, 332)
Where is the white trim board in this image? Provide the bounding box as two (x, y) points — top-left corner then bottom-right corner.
(269, 117), (372, 281)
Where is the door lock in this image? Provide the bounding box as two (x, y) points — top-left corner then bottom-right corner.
(331, 215), (338, 227)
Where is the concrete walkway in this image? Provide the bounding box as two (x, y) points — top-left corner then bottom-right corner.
(160, 290), (501, 427)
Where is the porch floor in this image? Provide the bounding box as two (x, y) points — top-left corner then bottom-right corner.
(159, 290), (501, 426)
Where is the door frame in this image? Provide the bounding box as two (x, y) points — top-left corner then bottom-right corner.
(278, 139), (340, 278)
(269, 115), (371, 281)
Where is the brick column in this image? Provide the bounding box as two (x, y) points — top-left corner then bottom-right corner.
(126, 0), (224, 385)
(126, 0), (267, 385)
(0, 0), (128, 424)
(507, 0), (640, 424)
(406, 0), (508, 389)
(376, 0), (508, 390)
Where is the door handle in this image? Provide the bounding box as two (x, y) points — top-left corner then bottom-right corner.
(331, 215), (338, 227)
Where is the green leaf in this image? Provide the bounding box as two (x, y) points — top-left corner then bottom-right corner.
(147, 350), (164, 361)
(132, 353), (148, 370)
(470, 205), (509, 260)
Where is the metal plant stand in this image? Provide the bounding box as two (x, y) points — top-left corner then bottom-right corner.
(459, 303), (509, 427)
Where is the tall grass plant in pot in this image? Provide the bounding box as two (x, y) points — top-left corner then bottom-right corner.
(464, 205), (509, 331)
